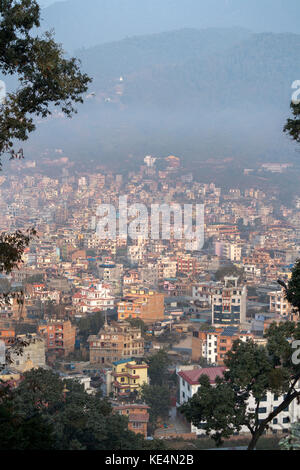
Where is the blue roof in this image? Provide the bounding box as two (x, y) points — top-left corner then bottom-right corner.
(113, 358), (133, 366)
(221, 327), (239, 337)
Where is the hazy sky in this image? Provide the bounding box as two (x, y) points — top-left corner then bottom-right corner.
(38, 0), (62, 7)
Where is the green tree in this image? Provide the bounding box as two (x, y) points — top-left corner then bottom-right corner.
(127, 317), (148, 337)
(279, 259), (300, 314)
(141, 383), (171, 430)
(77, 311), (104, 344)
(0, 0), (91, 160)
(180, 323), (300, 450)
(214, 264), (244, 282)
(0, 0), (91, 364)
(147, 349), (170, 386)
(1, 368), (164, 450)
(284, 102), (300, 143)
(280, 422), (300, 450)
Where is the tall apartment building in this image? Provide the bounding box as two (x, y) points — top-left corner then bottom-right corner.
(211, 276), (247, 327)
(157, 257), (177, 280)
(38, 319), (76, 356)
(118, 287), (164, 323)
(88, 321), (144, 365)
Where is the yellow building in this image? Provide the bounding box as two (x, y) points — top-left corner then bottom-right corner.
(108, 358), (149, 398)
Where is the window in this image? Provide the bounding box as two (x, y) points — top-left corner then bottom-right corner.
(258, 407), (267, 414)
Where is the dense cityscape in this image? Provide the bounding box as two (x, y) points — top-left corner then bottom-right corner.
(2, 0), (300, 457)
(1, 151), (300, 450)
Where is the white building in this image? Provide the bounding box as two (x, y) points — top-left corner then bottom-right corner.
(177, 366), (300, 436)
(72, 282), (114, 314)
(268, 289), (292, 317)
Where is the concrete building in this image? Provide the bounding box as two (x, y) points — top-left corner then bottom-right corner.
(118, 287), (165, 323)
(88, 321), (144, 365)
(72, 282), (115, 315)
(107, 358), (149, 398)
(211, 277), (247, 327)
(38, 319), (76, 356)
(112, 402), (150, 438)
(268, 289), (292, 317)
(178, 366), (300, 436)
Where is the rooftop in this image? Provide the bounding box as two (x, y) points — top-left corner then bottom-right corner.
(178, 366), (226, 385)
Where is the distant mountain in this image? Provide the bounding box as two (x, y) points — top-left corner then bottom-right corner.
(23, 28), (300, 166)
(39, 0), (300, 52)
(76, 29), (300, 110)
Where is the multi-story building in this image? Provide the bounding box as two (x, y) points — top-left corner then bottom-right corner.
(216, 327), (253, 365)
(118, 288), (164, 323)
(107, 358), (149, 398)
(178, 366), (300, 436)
(38, 319), (76, 356)
(177, 255), (202, 277)
(192, 328), (220, 364)
(215, 241), (242, 262)
(112, 403), (150, 438)
(192, 281), (216, 307)
(192, 326), (253, 365)
(211, 276), (247, 327)
(72, 282), (114, 315)
(88, 321), (144, 365)
(268, 289), (292, 317)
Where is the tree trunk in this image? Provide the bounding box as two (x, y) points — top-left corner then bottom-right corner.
(247, 429), (264, 450)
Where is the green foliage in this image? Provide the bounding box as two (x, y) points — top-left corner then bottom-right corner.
(214, 264), (244, 282)
(280, 422), (300, 450)
(147, 349), (170, 386)
(180, 323), (300, 450)
(141, 383), (171, 428)
(0, 368), (159, 450)
(283, 259), (300, 314)
(0, 0), (91, 161)
(284, 102), (300, 144)
(127, 317), (148, 337)
(77, 311), (104, 344)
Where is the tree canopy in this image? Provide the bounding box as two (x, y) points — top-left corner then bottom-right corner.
(284, 102), (300, 144)
(0, 0), (91, 163)
(180, 323), (300, 450)
(0, 368), (165, 450)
